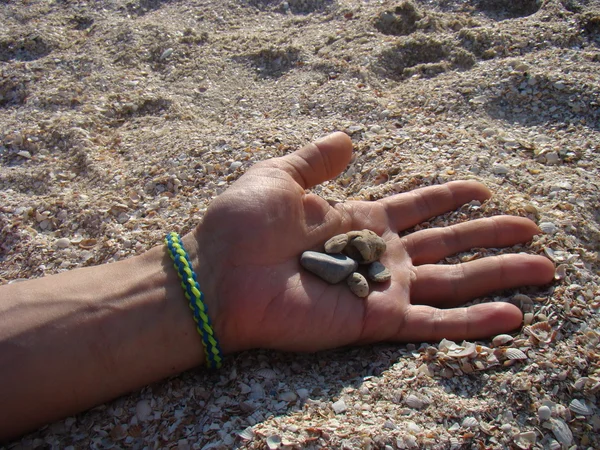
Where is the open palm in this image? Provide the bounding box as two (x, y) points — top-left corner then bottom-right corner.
(193, 132), (554, 354)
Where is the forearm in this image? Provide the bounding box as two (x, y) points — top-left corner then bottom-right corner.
(0, 235), (205, 440)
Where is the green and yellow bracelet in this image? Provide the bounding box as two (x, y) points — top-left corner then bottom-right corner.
(165, 232), (222, 369)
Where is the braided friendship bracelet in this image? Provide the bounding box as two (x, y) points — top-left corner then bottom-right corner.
(165, 232), (223, 369)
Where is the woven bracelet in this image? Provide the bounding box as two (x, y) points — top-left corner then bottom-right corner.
(165, 232), (222, 369)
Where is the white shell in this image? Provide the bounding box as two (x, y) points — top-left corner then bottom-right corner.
(438, 338), (457, 352)
(537, 405), (551, 421)
(568, 399), (592, 416)
(249, 382), (265, 400)
(238, 382), (252, 394)
(405, 394), (428, 409)
(513, 431), (537, 449)
(266, 435), (282, 450)
(524, 322), (554, 344)
(279, 391), (297, 402)
(492, 334), (514, 347)
(550, 418), (573, 446)
(446, 342), (477, 358)
(505, 348), (528, 360)
(296, 388), (309, 399)
(256, 368), (277, 379)
(461, 416), (478, 429)
(135, 400), (152, 422)
(238, 427), (255, 440)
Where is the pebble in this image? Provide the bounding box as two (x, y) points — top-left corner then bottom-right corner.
(229, 161), (242, 171)
(324, 233), (349, 254)
(367, 261), (391, 282)
(344, 229), (386, 263)
(347, 272), (369, 298)
(55, 238), (70, 248)
(300, 251), (358, 284)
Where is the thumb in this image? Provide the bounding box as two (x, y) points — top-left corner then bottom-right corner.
(275, 132), (353, 189)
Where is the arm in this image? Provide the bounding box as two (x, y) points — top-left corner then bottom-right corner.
(0, 235), (207, 440)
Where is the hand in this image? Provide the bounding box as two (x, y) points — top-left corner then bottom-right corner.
(190, 132), (554, 353)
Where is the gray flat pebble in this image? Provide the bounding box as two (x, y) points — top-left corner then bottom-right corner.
(300, 251), (358, 284)
(367, 261), (391, 283)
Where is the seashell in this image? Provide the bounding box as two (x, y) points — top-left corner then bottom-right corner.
(405, 394), (428, 409)
(296, 388), (309, 399)
(279, 391), (297, 402)
(548, 439), (561, 450)
(461, 416), (479, 429)
(78, 238), (98, 249)
(332, 398), (347, 414)
(266, 435), (281, 450)
(505, 348), (528, 360)
(524, 322), (554, 344)
(568, 399), (592, 416)
(438, 338), (458, 352)
(550, 418), (573, 446)
(537, 405), (551, 421)
(239, 401), (256, 413)
(109, 424), (127, 441)
(238, 383), (252, 395)
(256, 368), (277, 379)
(554, 264), (567, 280)
(324, 233), (348, 254)
(135, 400), (152, 422)
(508, 294), (534, 312)
(523, 312), (534, 326)
(495, 347), (527, 361)
(446, 342), (477, 358)
(238, 427), (254, 440)
(492, 334), (514, 347)
(513, 431), (536, 449)
(249, 382), (265, 400)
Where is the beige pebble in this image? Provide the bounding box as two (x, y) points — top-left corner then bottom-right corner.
(347, 272), (369, 298)
(367, 261), (391, 282)
(324, 233), (348, 254)
(344, 229), (386, 264)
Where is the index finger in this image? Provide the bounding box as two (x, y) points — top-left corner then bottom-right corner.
(379, 181), (492, 232)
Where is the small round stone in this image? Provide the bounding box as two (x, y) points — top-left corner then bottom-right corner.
(367, 261), (391, 282)
(347, 272), (369, 298)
